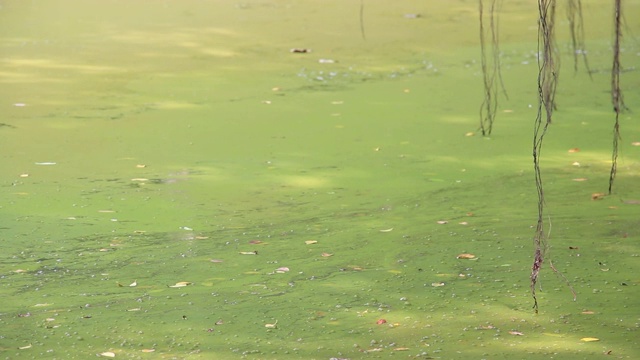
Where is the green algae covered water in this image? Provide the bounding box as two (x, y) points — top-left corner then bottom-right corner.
(1, 1), (639, 359)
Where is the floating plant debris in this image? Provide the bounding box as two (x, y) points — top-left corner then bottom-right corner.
(265, 320), (278, 328)
(581, 337), (600, 342)
(168, 281), (192, 288)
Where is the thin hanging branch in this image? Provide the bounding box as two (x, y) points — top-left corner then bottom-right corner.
(478, 0), (507, 136)
(531, 0), (558, 314)
(609, 0), (625, 195)
(359, 0), (366, 40)
(566, 0), (592, 77)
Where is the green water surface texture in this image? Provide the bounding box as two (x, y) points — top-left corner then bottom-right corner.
(1, 1), (639, 359)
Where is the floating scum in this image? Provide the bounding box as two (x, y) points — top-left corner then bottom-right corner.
(2, 0), (639, 358)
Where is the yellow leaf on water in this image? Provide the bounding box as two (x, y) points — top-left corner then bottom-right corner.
(239, 251), (258, 255)
(581, 337), (600, 342)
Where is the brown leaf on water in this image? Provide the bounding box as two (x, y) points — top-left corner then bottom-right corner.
(456, 253), (477, 259)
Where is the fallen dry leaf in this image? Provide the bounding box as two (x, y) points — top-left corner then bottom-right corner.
(436, 220), (448, 224)
(376, 319), (387, 325)
(239, 251), (258, 255)
(99, 352), (116, 358)
(572, 178), (588, 182)
(275, 267), (290, 273)
(508, 331), (524, 336)
(321, 252), (333, 257)
(265, 320), (278, 329)
(249, 240), (262, 244)
(141, 349), (155, 353)
(581, 310), (595, 315)
(431, 282), (446, 287)
(305, 240), (318, 245)
(379, 228), (393, 232)
(568, 148), (580, 153)
(393, 347), (410, 351)
(457, 253), (477, 259)
(591, 193), (606, 200)
(168, 281), (192, 288)
(631, 141), (640, 146)
(129, 280), (137, 287)
(581, 337), (599, 342)
(18, 344), (32, 350)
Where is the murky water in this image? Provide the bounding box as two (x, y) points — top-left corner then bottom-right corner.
(2, 0), (639, 359)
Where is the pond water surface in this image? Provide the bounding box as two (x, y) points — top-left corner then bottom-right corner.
(1, 1), (639, 359)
